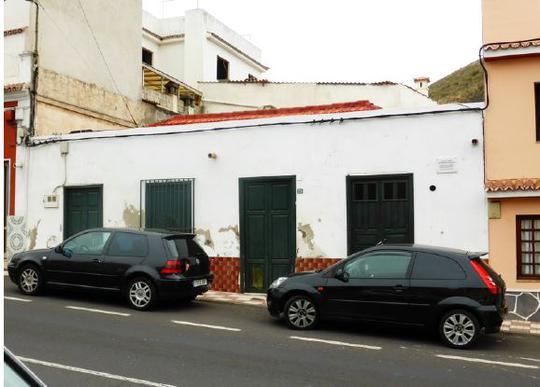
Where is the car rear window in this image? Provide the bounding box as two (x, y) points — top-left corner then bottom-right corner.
(411, 252), (465, 280)
(165, 237), (208, 258)
(108, 232), (149, 257)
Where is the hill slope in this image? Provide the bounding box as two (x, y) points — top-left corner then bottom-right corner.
(429, 61), (485, 104)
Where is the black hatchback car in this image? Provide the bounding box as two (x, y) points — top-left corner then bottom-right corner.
(267, 244), (506, 349)
(8, 228), (213, 310)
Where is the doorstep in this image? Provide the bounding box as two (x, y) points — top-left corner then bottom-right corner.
(198, 290), (266, 307)
(198, 291), (540, 335)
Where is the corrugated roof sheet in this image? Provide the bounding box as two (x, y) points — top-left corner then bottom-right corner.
(148, 100), (381, 127)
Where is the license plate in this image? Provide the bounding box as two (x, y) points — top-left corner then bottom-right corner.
(193, 279), (207, 287)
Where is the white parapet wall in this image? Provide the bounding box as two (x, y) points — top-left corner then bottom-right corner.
(15, 104), (487, 258)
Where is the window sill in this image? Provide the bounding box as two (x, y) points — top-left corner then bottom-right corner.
(516, 278), (540, 282)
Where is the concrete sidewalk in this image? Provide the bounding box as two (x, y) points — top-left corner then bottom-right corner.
(199, 290), (540, 336)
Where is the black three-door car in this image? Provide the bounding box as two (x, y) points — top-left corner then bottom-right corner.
(267, 244), (507, 349)
(8, 228), (213, 310)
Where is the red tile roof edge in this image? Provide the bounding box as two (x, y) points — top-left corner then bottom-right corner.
(485, 39), (540, 51)
(4, 83), (29, 93)
(4, 27), (27, 37)
(148, 100), (381, 127)
(486, 178), (540, 192)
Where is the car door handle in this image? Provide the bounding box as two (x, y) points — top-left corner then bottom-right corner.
(92, 258), (104, 264)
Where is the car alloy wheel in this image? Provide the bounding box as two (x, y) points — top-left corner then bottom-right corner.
(285, 296), (319, 330)
(18, 266), (42, 295)
(127, 278), (155, 310)
(440, 310), (480, 349)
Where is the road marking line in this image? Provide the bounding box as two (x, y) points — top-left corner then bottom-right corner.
(520, 357), (540, 363)
(436, 354), (539, 369)
(5, 296), (32, 302)
(171, 320), (241, 332)
(65, 306), (131, 317)
(290, 336), (382, 350)
(17, 356), (177, 387)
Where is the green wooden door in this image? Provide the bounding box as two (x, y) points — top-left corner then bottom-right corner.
(240, 177), (295, 292)
(347, 174), (414, 255)
(64, 186), (103, 239)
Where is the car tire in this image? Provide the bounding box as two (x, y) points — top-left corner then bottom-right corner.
(126, 277), (157, 311)
(17, 264), (44, 296)
(284, 295), (319, 330)
(439, 309), (480, 349)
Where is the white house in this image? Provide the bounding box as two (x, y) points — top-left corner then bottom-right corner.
(142, 9), (268, 89)
(13, 101), (486, 293)
(197, 80), (436, 113)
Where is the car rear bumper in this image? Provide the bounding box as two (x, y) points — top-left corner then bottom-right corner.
(157, 273), (214, 299)
(476, 305), (505, 334)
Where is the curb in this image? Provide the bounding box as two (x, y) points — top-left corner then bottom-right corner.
(502, 320), (540, 336)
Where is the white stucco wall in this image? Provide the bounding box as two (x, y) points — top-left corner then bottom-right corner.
(198, 82), (436, 113)
(203, 39), (264, 82)
(4, 0), (31, 30)
(16, 105), (487, 258)
(37, 0), (142, 100)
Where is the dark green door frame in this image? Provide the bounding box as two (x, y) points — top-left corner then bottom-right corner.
(239, 176), (296, 293)
(63, 185), (103, 240)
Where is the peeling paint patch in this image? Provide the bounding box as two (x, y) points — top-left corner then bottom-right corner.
(298, 223), (315, 250)
(46, 235), (58, 248)
(218, 225), (240, 241)
(195, 228), (214, 250)
(122, 204), (141, 229)
(28, 220), (41, 250)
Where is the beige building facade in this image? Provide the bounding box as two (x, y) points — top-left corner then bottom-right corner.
(482, 0), (540, 321)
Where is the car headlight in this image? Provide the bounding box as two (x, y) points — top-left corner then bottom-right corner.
(269, 277), (288, 289)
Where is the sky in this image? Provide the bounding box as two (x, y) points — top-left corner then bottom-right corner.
(143, 0), (482, 86)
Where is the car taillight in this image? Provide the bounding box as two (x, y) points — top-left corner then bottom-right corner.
(470, 260), (498, 295)
(160, 259), (184, 275)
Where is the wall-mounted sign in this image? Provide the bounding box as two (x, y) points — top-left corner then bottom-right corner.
(436, 157), (458, 174)
(296, 188), (304, 195)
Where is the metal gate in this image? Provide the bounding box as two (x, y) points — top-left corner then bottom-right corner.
(141, 179), (194, 232)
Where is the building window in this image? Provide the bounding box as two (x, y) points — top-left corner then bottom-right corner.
(217, 56), (229, 80)
(142, 48), (153, 66)
(516, 215), (540, 279)
(535, 83), (539, 141)
(141, 179), (194, 233)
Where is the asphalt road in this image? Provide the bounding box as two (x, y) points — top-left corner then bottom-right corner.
(4, 279), (540, 387)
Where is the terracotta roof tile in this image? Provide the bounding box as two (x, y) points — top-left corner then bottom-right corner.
(4, 27), (27, 37)
(485, 39), (540, 51)
(486, 178), (540, 192)
(148, 100), (381, 127)
(4, 83), (29, 93)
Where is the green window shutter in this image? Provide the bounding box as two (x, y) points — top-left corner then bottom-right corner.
(144, 179), (193, 233)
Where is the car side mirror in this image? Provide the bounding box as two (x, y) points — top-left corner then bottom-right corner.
(63, 248), (73, 258)
(335, 268), (349, 282)
(54, 245), (62, 254)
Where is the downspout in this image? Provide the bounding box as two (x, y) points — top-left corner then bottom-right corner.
(26, 0), (40, 141)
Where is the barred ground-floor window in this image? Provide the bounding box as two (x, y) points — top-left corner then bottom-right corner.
(517, 215), (540, 279)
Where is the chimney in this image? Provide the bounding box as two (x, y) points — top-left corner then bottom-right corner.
(414, 76), (430, 96)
